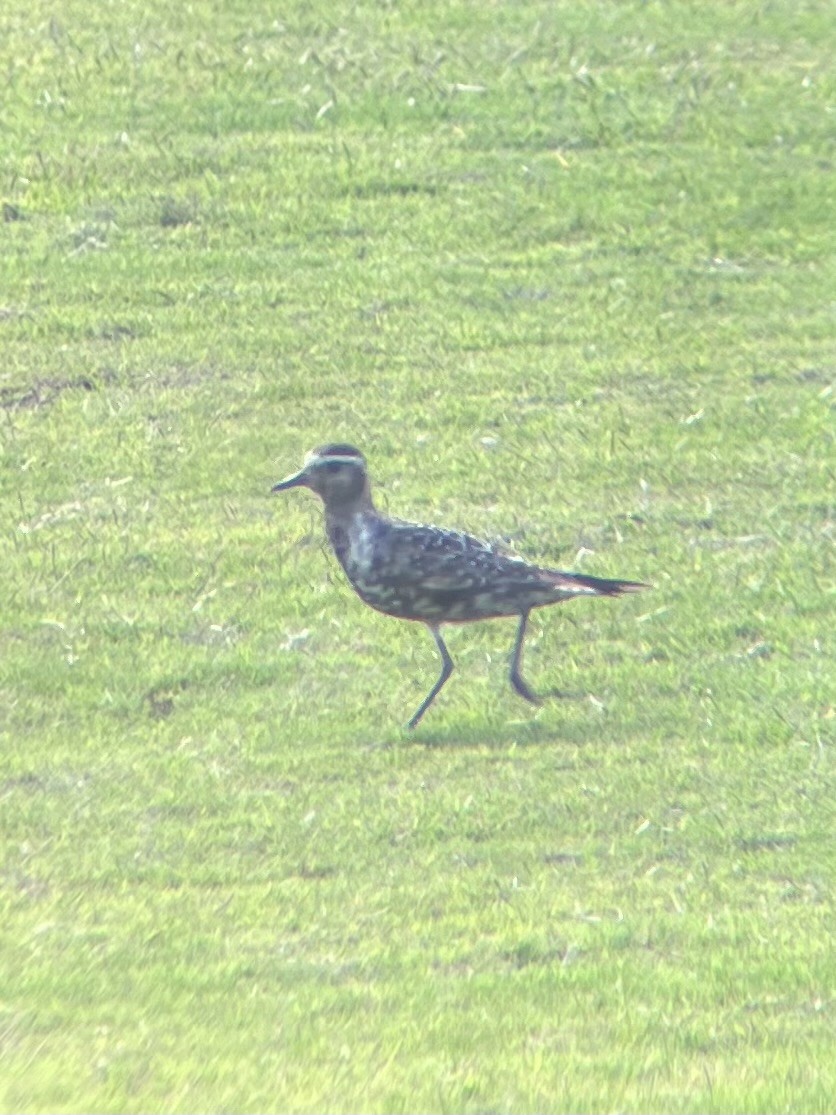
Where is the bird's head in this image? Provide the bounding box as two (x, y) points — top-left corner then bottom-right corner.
(272, 443), (371, 511)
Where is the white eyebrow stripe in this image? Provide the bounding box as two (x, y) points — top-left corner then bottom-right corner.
(308, 454), (365, 466)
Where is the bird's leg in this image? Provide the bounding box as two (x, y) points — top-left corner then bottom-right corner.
(407, 624), (454, 729)
(509, 611), (543, 706)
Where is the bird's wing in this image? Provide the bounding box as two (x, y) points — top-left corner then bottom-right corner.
(370, 522), (644, 600)
(373, 521), (546, 593)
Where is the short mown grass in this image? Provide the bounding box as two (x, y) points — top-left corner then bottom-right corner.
(1, 1), (833, 1111)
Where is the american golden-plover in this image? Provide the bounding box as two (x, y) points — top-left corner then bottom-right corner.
(273, 443), (649, 728)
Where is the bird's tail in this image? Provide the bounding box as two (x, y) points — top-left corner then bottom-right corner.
(542, 570), (651, 597)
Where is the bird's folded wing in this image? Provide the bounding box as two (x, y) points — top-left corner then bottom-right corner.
(374, 524), (547, 594)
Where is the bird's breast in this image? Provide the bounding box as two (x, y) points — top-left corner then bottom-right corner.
(327, 514), (378, 579)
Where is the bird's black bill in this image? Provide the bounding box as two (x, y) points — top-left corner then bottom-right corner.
(271, 470), (307, 493)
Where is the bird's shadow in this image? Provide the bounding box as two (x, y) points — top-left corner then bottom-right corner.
(365, 690), (593, 750)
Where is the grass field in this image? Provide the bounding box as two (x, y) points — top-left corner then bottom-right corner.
(1, 0), (833, 1111)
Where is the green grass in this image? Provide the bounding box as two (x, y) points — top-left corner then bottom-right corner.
(1, 0), (833, 1111)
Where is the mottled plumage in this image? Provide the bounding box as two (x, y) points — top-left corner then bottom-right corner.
(272, 443), (649, 728)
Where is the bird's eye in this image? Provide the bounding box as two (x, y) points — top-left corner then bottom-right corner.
(325, 461), (343, 474)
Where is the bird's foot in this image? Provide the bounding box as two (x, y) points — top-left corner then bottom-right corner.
(509, 672), (543, 706)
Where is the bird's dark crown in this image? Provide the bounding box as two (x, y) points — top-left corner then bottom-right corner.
(312, 443), (365, 462)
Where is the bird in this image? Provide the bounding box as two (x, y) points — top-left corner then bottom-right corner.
(272, 443), (649, 729)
